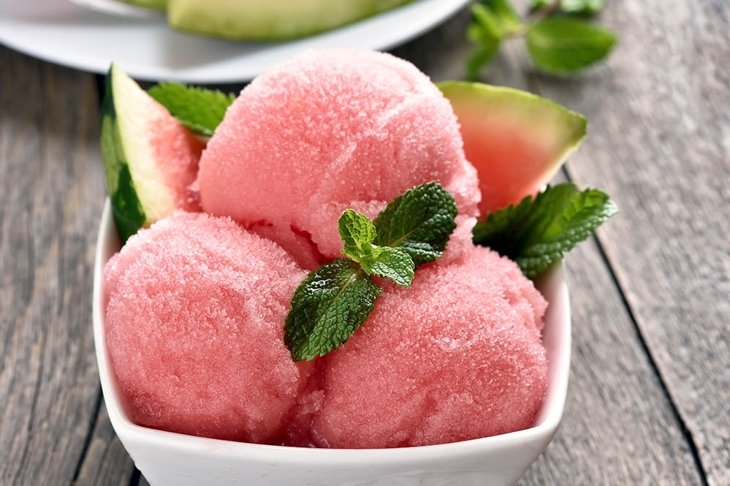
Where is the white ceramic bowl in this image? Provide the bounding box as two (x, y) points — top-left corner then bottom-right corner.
(93, 200), (571, 486)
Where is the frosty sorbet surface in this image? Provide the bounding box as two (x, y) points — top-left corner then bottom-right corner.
(104, 212), (310, 443)
(103, 49), (551, 449)
(289, 247), (547, 448)
(197, 49), (480, 259)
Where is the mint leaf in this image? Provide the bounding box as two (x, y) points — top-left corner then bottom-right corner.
(339, 209), (377, 261)
(526, 18), (617, 74)
(479, 0), (520, 33)
(471, 4), (501, 37)
(148, 83), (235, 137)
(466, 1), (522, 80)
(466, 23), (501, 81)
(284, 260), (381, 361)
(361, 247), (415, 288)
(473, 183), (618, 277)
(529, 0), (551, 10)
(339, 209), (415, 287)
(561, 0), (603, 15)
(285, 182), (458, 361)
(373, 182), (458, 266)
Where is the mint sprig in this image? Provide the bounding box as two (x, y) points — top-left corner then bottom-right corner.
(373, 182), (458, 266)
(360, 247), (414, 288)
(339, 209), (415, 287)
(285, 182), (457, 361)
(466, 0), (617, 80)
(339, 209), (378, 262)
(284, 260), (381, 362)
(473, 183), (617, 277)
(526, 18), (617, 74)
(148, 83), (235, 137)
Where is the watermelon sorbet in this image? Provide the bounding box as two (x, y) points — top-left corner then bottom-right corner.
(197, 49), (480, 260)
(103, 49), (550, 449)
(104, 212), (311, 443)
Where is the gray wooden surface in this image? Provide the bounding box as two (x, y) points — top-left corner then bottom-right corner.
(1, 1), (727, 485)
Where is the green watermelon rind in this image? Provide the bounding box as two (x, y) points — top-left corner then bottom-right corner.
(101, 65), (184, 243)
(100, 67), (147, 243)
(437, 81), (587, 209)
(167, 0), (413, 41)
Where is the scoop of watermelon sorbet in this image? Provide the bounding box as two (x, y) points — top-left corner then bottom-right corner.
(197, 49), (480, 260)
(289, 246), (548, 448)
(104, 212), (311, 444)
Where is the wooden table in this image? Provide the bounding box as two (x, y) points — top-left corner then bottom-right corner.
(1, 2), (728, 484)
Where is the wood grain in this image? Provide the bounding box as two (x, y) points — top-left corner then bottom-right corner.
(396, 9), (706, 484)
(0, 48), (105, 484)
(1, 0), (727, 483)
(73, 401), (137, 486)
(519, 0), (729, 483)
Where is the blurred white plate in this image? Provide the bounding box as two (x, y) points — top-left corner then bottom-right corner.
(69, 0), (163, 19)
(0, 0), (470, 83)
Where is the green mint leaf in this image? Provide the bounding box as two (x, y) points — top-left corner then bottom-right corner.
(284, 260), (381, 361)
(529, 0), (551, 11)
(360, 247), (415, 288)
(471, 1), (520, 37)
(466, 24), (501, 81)
(559, 0), (604, 15)
(339, 209), (415, 287)
(148, 83), (235, 137)
(471, 4), (503, 39)
(473, 183), (618, 277)
(526, 18), (617, 74)
(466, 1), (522, 80)
(286, 182), (457, 361)
(373, 182), (458, 266)
(339, 209), (377, 261)
(478, 0), (521, 33)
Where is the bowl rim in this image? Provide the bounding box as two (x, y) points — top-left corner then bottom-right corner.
(93, 199), (571, 464)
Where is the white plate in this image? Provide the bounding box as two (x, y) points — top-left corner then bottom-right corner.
(69, 0), (164, 19)
(0, 0), (470, 83)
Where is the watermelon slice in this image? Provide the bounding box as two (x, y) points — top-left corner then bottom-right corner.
(438, 81), (587, 215)
(100, 64), (204, 242)
(167, 0), (412, 41)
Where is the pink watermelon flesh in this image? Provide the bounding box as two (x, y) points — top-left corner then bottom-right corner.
(462, 121), (554, 213)
(149, 116), (205, 212)
(102, 64), (207, 242)
(439, 82), (587, 215)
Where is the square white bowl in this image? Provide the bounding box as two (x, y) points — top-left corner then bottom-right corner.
(93, 199), (571, 486)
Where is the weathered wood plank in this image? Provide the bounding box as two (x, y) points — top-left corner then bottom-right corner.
(521, 232), (704, 484)
(521, 0), (729, 483)
(395, 9), (706, 484)
(73, 401), (137, 486)
(3, 0), (723, 483)
(0, 48), (106, 484)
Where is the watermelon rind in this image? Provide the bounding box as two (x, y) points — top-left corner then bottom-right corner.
(100, 65), (181, 243)
(438, 81), (587, 213)
(167, 0), (413, 41)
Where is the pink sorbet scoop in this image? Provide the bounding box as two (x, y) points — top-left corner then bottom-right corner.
(289, 246), (548, 448)
(197, 49), (481, 260)
(104, 212), (310, 444)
